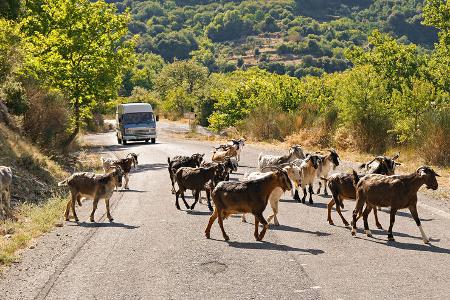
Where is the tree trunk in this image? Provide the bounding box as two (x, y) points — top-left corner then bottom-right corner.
(63, 99), (80, 148)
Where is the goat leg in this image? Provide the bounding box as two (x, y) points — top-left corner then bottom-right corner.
(387, 208), (397, 241)
(256, 213), (269, 241)
(105, 197), (114, 222)
(302, 188), (307, 204)
(293, 188), (301, 202)
(71, 194), (79, 222)
(180, 191), (190, 209)
(217, 209), (229, 241)
(254, 215), (260, 240)
(308, 185), (314, 204)
(327, 199), (335, 225)
(351, 199), (365, 236)
(409, 205), (429, 244)
(362, 205), (373, 237)
(205, 190), (213, 212)
(316, 181), (322, 194)
(205, 209), (218, 239)
(336, 203), (349, 227)
(175, 191), (181, 210)
(191, 191), (200, 210)
(64, 199), (71, 221)
(90, 197), (100, 222)
(373, 208), (383, 229)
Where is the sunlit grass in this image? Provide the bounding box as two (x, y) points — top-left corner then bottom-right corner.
(0, 197), (67, 268)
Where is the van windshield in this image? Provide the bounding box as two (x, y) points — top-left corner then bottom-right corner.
(122, 112), (154, 124)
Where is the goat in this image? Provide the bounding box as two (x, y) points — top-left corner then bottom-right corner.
(0, 166), (14, 220)
(241, 165), (302, 225)
(211, 147), (238, 163)
(195, 159), (235, 203)
(174, 164), (225, 211)
(326, 155), (400, 227)
(315, 149), (340, 195)
(168, 153), (204, 194)
(228, 138), (245, 161)
(291, 154), (321, 204)
(205, 168), (292, 241)
(258, 145), (305, 171)
(101, 153), (138, 190)
(58, 167), (123, 222)
(351, 166), (439, 244)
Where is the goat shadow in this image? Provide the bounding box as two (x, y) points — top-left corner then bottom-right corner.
(350, 227), (441, 242)
(355, 236), (450, 254)
(225, 240), (324, 255)
(186, 210), (213, 216)
(270, 224), (331, 236)
(69, 221), (139, 230)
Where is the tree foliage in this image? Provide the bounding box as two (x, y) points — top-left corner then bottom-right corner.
(21, 0), (136, 144)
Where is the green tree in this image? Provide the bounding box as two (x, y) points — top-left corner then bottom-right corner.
(21, 0), (136, 145)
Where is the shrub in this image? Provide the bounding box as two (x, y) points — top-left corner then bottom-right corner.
(420, 109), (450, 166)
(1, 79), (28, 115)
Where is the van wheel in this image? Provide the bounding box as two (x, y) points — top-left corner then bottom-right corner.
(151, 138), (156, 144)
(145, 139), (149, 143)
(117, 137), (122, 144)
(122, 139), (127, 145)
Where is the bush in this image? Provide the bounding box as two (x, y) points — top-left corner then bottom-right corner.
(1, 79), (28, 115)
(22, 86), (70, 149)
(420, 109), (450, 166)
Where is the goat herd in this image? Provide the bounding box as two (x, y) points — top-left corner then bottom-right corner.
(1, 139), (439, 247)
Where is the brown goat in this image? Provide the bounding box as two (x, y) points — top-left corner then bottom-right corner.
(59, 167), (123, 222)
(110, 153), (138, 190)
(351, 166), (439, 243)
(326, 155), (400, 227)
(205, 169), (292, 241)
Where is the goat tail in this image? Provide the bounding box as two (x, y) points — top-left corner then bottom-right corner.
(352, 169), (360, 187)
(58, 179), (68, 187)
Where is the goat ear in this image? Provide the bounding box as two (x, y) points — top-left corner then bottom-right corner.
(395, 162), (402, 166)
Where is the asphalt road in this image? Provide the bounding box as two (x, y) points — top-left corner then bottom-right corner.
(1, 128), (449, 300)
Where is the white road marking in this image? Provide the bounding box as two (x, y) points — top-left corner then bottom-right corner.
(310, 286), (322, 289)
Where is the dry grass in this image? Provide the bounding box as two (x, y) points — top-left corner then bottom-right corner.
(0, 196), (66, 268)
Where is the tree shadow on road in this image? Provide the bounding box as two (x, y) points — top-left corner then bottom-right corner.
(71, 221), (140, 229)
(132, 163), (167, 173)
(119, 189), (147, 193)
(226, 240), (324, 255)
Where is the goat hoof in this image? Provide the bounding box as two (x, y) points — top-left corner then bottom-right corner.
(387, 235), (395, 241)
(376, 224), (383, 230)
(423, 239), (430, 244)
(108, 218), (114, 222)
(343, 222), (350, 227)
(190, 205), (195, 210)
(351, 229), (356, 236)
(328, 220), (334, 225)
(205, 232), (210, 239)
(301, 199), (306, 204)
(309, 200), (314, 204)
(208, 207), (213, 212)
(224, 235), (230, 241)
(90, 218), (95, 222)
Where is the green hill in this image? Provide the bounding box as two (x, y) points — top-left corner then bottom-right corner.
(111, 0), (437, 76)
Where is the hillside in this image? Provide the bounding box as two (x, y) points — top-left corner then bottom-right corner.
(113, 0), (437, 76)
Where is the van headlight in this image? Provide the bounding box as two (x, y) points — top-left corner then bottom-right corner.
(125, 129), (132, 134)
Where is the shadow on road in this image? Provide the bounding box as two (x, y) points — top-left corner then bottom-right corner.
(133, 163), (167, 172)
(271, 224), (331, 236)
(227, 240), (325, 255)
(186, 210), (213, 216)
(355, 236), (450, 254)
(68, 221), (140, 229)
(119, 189), (147, 193)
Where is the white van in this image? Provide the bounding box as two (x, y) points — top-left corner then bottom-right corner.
(116, 103), (157, 145)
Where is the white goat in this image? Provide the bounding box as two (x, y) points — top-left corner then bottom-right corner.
(258, 145), (305, 171)
(0, 166), (14, 220)
(291, 154), (322, 204)
(315, 149), (340, 195)
(241, 165), (302, 225)
(227, 138), (245, 161)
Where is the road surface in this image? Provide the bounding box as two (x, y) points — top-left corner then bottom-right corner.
(1, 128), (449, 299)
